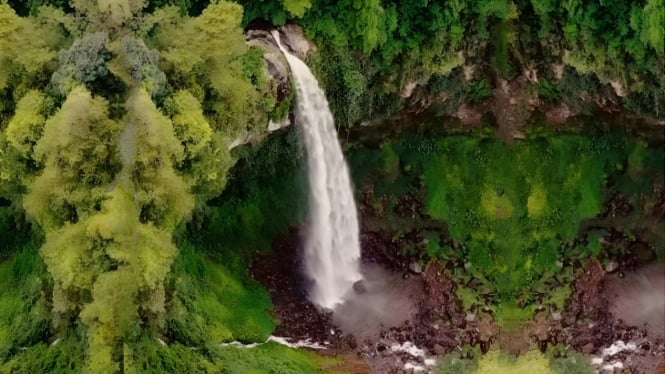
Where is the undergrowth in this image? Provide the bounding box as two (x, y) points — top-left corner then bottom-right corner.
(348, 131), (664, 323)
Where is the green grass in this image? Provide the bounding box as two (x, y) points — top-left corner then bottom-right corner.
(491, 20), (510, 76)
(0, 216), (332, 373)
(0, 214), (60, 371)
(123, 336), (336, 374)
(0, 240), (51, 362)
(0, 242), (333, 372)
(1, 331), (87, 373)
(0, 128), (336, 372)
(209, 342), (337, 374)
(165, 242), (275, 345)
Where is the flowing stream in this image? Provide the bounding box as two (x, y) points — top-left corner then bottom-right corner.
(273, 31), (362, 310)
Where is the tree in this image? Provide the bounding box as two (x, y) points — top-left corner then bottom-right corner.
(0, 91), (52, 197)
(126, 88), (193, 228)
(23, 86), (120, 228)
(281, 0), (310, 17)
(640, 0), (665, 53)
(163, 90), (234, 198)
(50, 32), (113, 97)
(0, 4), (62, 91)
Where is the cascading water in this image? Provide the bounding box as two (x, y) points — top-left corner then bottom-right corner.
(272, 31), (362, 310)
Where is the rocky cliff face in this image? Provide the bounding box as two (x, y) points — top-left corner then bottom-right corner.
(245, 24), (319, 134)
(249, 24), (664, 147)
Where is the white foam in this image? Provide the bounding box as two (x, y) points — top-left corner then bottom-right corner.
(602, 361), (624, 372)
(391, 341), (429, 358)
(404, 362), (426, 373)
(601, 341), (636, 357)
(591, 339), (639, 372)
(267, 336), (327, 350)
(221, 335), (327, 350)
(390, 341), (437, 373)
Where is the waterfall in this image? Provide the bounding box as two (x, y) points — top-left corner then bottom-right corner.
(272, 31), (362, 310)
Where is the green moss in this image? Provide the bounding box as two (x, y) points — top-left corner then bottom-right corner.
(166, 243), (275, 345)
(381, 143), (400, 180)
(0, 240), (51, 362)
(124, 334), (336, 374)
(1, 331), (87, 373)
(434, 352), (479, 374)
(473, 350), (556, 374)
(534, 79), (560, 101)
(548, 349), (594, 374)
(209, 342), (337, 374)
(497, 303), (536, 329)
(466, 80), (493, 103)
(456, 286), (481, 310)
(416, 134), (624, 301)
(548, 286), (572, 311)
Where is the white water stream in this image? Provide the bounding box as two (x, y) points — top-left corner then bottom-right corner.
(273, 31), (362, 310)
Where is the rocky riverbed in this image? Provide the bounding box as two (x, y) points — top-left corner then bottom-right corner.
(247, 173), (664, 373)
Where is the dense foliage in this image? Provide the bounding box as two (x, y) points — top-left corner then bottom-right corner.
(436, 349), (593, 374)
(236, 0), (664, 125)
(348, 132), (664, 322)
(0, 0), (663, 371)
(0, 0), (298, 370)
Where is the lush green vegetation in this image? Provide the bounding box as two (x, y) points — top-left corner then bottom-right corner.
(198, 127), (306, 264)
(0, 0), (315, 370)
(234, 0), (664, 125)
(0, 202), (328, 372)
(436, 346), (593, 374)
(439, 349), (593, 374)
(165, 243), (275, 345)
(0, 239), (51, 365)
(0, 0), (663, 371)
(349, 131), (664, 323)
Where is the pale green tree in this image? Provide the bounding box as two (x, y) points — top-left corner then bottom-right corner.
(23, 86), (120, 228)
(163, 90), (234, 197)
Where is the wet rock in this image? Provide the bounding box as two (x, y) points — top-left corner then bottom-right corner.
(605, 261), (619, 273)
(601, 193), (633, 218)
(244, 28), (292, 131)
(582, 342), (596, 354)
(433, 344), (446, 355)
(551, 311), (562, 321)
(275, 24), (316, 60)
(538, 340), (548, 353)
(250, 230), (336, 345)
(409, 262), (423, 274)
(346, 335), (358, 350)
(401, 81), (418, 98)
(353, 280), (368, 294)
(268, 117), (291, 132)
